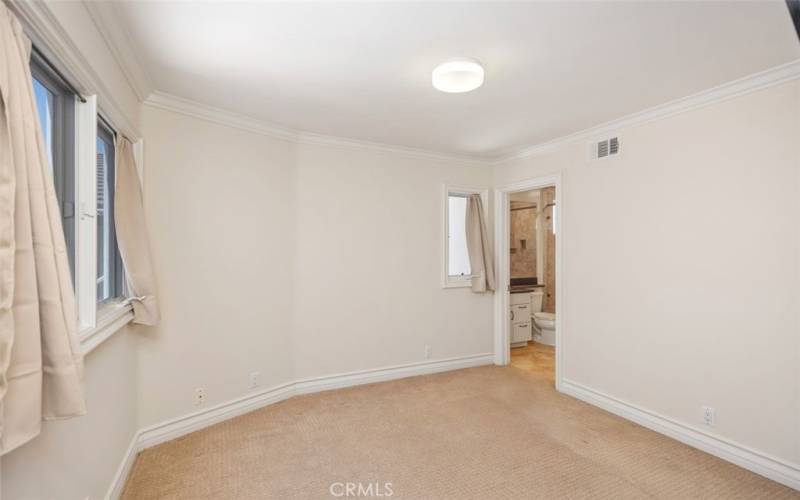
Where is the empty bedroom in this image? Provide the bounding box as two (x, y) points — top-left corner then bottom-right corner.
(1, 1), (799, 499)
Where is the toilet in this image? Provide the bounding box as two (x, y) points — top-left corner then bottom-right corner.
(528, 289), (555, 346)
(517, 288), (555, 347)
(532, 312), (556, 346)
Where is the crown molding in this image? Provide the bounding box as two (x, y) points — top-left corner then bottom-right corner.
(144, 91), (300, 141)
(144, 91), (492, 166)
(82, 0), (153, 102)
(494, 58), (800, 164)
(146, 58), (800, 168)
(295, 130), (490, 166)
(6, 0), (141, 139)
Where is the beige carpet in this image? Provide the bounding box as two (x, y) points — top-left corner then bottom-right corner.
(122, 365), (799, 499)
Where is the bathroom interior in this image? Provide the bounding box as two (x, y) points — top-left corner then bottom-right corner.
(509, 187), (556, 379)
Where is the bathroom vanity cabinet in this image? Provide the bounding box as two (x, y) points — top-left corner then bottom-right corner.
(510, 292), (532, 347)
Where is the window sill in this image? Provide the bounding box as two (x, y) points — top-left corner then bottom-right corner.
(443, 279), (473, 289)
(79, 300), (134, 355)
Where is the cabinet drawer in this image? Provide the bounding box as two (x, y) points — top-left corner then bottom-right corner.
(511, 322), (531, 343)
(510, 304), (530, 323)
(510, 293), (530, 305)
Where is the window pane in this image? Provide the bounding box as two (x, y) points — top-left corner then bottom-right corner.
(31, 65), (77, 283)
(33, 78), (55, 172)
(96, 137), (111, 301)
(448, 195), (471, 277)
(96, 126), (123, 304)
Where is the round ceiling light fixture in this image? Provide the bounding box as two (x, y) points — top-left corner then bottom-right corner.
(432, 58), (484, 93)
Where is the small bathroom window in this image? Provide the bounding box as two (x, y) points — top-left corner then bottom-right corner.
(442, 185), (487, 288)
(447, 194), (471, 279)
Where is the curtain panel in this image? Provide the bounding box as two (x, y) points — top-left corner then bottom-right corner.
(114, 137), (160, 325)
(465, 194), (495, 293)
(0, 4), (86, 455)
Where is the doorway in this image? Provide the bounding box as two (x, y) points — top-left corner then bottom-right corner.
(493, 174), (563, 390)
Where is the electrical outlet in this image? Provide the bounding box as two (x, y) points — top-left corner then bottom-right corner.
(249, 371), (260, 389)
(194, 387), (206, 405)
(424, 345), (432, 359)
(702, 406), (715, 426)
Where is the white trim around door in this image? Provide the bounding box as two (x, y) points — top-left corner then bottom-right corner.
(493, 173), (564, 391)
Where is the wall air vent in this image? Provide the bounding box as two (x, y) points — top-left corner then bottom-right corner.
(589, 136), (620, 160)
(598, 140), (609, 158)
(609, 136), (619, 155)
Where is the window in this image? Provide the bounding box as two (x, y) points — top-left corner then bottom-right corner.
(32, 79), (54, 169)
(443, 186), (487, 288)
(96, 123), (124, 302)
(448, 194), (471, 278)
(31, 53), (76, 279)
(30, 48), (127, 334)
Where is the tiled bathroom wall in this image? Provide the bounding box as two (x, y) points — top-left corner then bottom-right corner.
(510, 201), (537, 278)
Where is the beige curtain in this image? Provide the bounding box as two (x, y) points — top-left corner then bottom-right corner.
(465, 194), (495, 293)
(0, 5), (86, 455)
(114, 137), (160, 325)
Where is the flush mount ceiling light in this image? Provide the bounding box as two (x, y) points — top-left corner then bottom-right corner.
(432, 58), (484, 93)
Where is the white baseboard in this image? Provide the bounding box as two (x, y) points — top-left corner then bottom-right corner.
(105, 353), (493, 499)
(104, 433), (139, 500)
(294, 353), (493, 395)
(560, 379), (800, 491)
(136, 382), (297, 451)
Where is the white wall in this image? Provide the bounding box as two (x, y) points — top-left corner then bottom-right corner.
(137, 106), (495, 424)
(137, 106), (297, 428)
(293, 143), (494, 379)
(1, 331), (138, 500)
(494, 80), (800, 466)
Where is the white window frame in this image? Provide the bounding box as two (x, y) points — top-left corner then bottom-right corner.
(74, 96), (135, 352)
(75, 95), (98, 329)
(442, 185), (488, 289)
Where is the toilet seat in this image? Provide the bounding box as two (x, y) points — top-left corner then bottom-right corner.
(532, 312), (556, 346)
(532, 312), (555, 328)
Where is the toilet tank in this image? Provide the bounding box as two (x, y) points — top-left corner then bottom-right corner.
(530, 290), (544, 313)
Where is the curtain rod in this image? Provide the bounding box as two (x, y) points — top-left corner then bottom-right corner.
(31, 45), (87, 103)
(98, 113), (116, 136)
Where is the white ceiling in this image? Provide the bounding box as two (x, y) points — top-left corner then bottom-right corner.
(116, 1), (800, 159)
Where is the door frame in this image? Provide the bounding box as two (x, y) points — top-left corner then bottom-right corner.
(493, 173), (564, 391)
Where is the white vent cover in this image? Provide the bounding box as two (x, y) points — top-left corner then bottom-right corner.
(589, 136), (620, 160)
